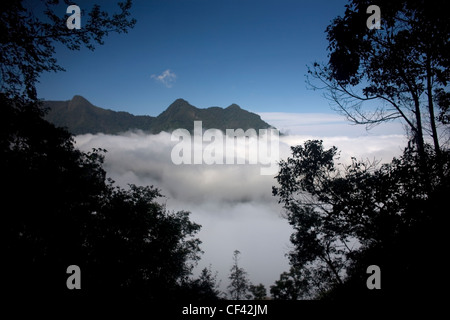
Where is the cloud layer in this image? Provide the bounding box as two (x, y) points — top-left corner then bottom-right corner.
(74, 118), (408, 292)
(258, 112), (406, 137)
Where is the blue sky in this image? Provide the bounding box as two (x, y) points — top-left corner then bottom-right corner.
(36, 0), (350, 116)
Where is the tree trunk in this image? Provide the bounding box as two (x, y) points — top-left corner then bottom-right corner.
(412, 93), (425, 160)
(426, 56), (441, 157)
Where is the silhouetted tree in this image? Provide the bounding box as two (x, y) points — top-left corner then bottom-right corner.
(82, 183), (202, 302)
(273, 140), (350, 295)
(273, 139), (449, 300)
(270, 267), (311, 300)
(308, 0), (449, 158)
(227, 250), (252, 300)
(1, 0), (208, 306)
(249, 283), (267, 300)
(300, 1), (449, 300)
(180, 266), (223, 300)
(1, 95), (203, 303)
(0, 0), (136, 101)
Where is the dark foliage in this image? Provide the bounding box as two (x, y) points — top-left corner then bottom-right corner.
(273, 140), (449, 301)
(0, 0), (136, 101)
(270, 267), (310, 300)
(180, 266), (223, 301)
(1, 94), (205, 304)
(249, 283), (267, 300)
(1, 0), (222, 306)
(308, 0), (449, 157)
(287, 0), (449, 301)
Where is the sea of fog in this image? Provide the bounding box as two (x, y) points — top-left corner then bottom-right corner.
(74, 113), (407, 293)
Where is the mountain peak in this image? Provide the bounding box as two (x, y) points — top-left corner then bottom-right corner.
(70, 95), (91, 104)
(226, 103), (242, 111)
(165, 98), (195, 112)
(66, 95), (95, 112)
(166, 98), (193, 108)
(173, 98), (189, 104)
(164, 98), (196, 114)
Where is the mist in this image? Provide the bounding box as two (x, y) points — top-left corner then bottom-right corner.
(74, 118), (407, 292)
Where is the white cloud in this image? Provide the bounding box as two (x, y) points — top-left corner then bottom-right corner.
(151, 69), (177, 88)
(258, 112), (406, 137)
(74, 118), (408, 292)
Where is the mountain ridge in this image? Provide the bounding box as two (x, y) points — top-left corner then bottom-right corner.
(43, 96), (274, 135)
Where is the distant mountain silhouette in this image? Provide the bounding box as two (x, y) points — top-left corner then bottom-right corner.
(43, 96), (274, 135)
